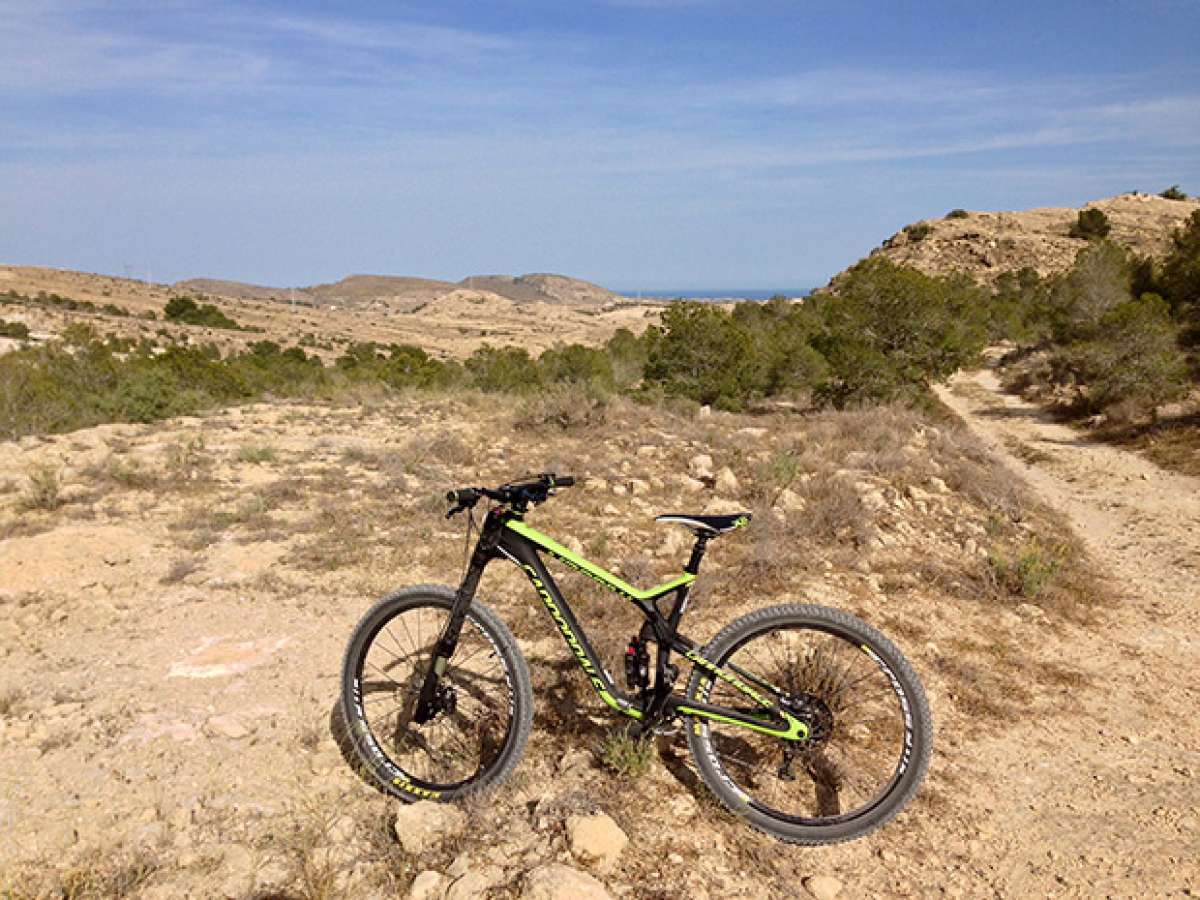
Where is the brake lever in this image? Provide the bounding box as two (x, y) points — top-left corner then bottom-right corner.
(445, 503), (468, 519)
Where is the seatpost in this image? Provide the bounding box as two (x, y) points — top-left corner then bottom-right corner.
(684, 534), (709, 574)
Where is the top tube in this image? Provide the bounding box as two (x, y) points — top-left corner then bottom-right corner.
(504, 519), (694, 601)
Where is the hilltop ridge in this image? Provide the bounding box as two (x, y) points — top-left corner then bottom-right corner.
(835, 192), (1200, 286)
(174, 271), (623, 310)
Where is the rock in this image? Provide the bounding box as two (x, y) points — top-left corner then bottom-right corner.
(611, 483), (627, 497)
(928, 476), (950, 494)
(714, 467), (739, 495)
(557, 747), (594, 775)
(562, 535), (585, 555)
(446, 865), (503, 900)
(689, 454), (714, 478)
(629, 478), (651, 495)
(409, 870), (448, 900)
(676, 475), (706, 493)
(567, 812), (628, 868)
(203, 714), (253, 740)
(636, 445), (656, 458)
(697, 405), (712, 418)
(602, 503), (621, 516)
(906, 484), (933, 504)
(522, 863), (614, 900)
(776, 488), (806, 513)
(393, 801), (468, 855)
(804, 874), (844, 899)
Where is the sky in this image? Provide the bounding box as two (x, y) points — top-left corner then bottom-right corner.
(1, 0), (1199, 290)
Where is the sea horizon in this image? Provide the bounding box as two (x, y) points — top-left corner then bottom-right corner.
(617, 287), (814, 301)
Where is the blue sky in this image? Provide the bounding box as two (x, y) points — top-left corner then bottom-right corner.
(2, 0), (1198, 289)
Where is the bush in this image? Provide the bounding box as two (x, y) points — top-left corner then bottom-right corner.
(809, 258), (988, 407)
(945, 209), (970, 219)
(465, 344), (541, 393)
(1053, 293), (1189, 419)
(642, 303), (762, 409)
(163, 295), (243, 330)
(538, 343), (614, 389)
(513, 382), (609, 431)
(904, 222), (933, 242)
(1159, 185), (1188, 201)
(1158, 210), (1200, 331)
(1048, 241), (1133, 343)
(1069, 208), (1111, 240)
(0, 319), (30, 339)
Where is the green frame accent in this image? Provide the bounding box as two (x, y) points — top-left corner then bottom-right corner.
(505, 520), (695, 601)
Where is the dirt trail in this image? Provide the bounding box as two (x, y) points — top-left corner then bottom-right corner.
(935, 363), (1200, 897)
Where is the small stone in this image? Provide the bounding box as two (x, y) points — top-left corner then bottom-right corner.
(776, 488), (806, 513)
(697, 405), (712, 418)
(804, 875), (843, 899)
(689, 454), (714, 478)
(203, 714), (252, 740)
(611, 484), (627, 497)
(409, 870), (447, 900)
(557, 747), (593, 775)
(677, 475), (705, 493)
(629, 478), (650, 495)
(567, 812), (628, 868)
(522, 863), (614, 900)
(928, 476), (950, 494)
(393, 801), (468, 855)
(636, 445), (656, 458)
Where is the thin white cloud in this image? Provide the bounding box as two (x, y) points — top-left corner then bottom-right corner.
(266, 14), (518, 55)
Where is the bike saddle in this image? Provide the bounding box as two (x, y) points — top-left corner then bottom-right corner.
(655, 512), (752, 536)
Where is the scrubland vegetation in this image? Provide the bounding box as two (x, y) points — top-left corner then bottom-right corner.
(995, 210), (1200, 434)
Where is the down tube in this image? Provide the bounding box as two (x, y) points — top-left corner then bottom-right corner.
(502, 535), (644, 720)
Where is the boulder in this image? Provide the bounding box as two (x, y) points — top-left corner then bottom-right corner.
(522, 864), (613, 900)
(393, 801), (468, 855)
(567, 812), (628, 868)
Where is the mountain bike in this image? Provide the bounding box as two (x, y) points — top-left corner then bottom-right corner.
(339, 473), (932, 845)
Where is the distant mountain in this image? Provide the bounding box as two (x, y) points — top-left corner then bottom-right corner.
(831, 193), (1200, 288)
(173, 272), (623, 309)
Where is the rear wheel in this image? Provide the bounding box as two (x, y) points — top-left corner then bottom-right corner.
(340, 585), (533, 801)
(685, 604), (931, 844)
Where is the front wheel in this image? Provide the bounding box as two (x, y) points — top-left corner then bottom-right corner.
(685, 604), (932, 845)
(340, 585), (533, 801)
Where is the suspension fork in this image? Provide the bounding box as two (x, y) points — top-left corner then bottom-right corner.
(412, 512), (501, 724)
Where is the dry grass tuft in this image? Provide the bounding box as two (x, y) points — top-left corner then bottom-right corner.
(20, 463), (63, 511)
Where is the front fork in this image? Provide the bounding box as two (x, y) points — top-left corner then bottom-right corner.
(412, 516), (499, 724)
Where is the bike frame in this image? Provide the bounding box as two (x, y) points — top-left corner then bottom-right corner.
(418, 505), (810, 742)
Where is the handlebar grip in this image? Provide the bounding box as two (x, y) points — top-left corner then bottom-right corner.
(552, 475), (576, 487)
(446, 488), (480, 504)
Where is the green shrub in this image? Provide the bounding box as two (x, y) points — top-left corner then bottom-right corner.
(1158, 210), (1200, 332)
(598, 729), (656, 778)
(904, 222), (933, 242)
(465, 344), (541, 393)
(1053, 293), (1188, 419)
(538, 343), (614, 389)
(810, 258), (988, 407)
(642, 302), (762, 409)
(0, 319), (30, 339)
(163, 295), (243, 330)
(1048, 241), (1133, 343)
(987, 541), (1061, 598)
(945, 209), (970, 219)
(1069, 208), (1111, 240)
(1159, 185), (1188, 201)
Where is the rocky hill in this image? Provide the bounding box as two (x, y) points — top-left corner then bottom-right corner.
(174, 271), (624, 311)
(0, 265), (658, 361)
(846, 192), (1200, 286)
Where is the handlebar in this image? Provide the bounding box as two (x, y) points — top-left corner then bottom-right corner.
(445, 473), (576, 517)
